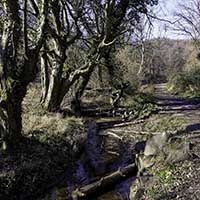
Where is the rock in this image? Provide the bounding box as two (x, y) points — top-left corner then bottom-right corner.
(164, 142), (190, 163)
(144, 132), (168, 156)
(136, 154), (155, 173)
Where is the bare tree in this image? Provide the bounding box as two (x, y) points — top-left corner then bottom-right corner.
(41, 0), (159, 113)
(175, 0), (200, 49)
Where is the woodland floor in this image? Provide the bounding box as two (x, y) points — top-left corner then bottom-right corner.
(144, 83), (200, 200)
(0, 83), (200, 200)
(44, 83), (200, 200)
(76, 83), (200, 200)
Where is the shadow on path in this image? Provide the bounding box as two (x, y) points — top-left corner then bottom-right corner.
(154, 83), (200, 133)
(186, 123), (200, 133)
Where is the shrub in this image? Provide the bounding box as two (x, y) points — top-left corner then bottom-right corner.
(168, 65), (200, 98)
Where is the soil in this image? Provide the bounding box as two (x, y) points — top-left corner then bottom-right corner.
(144, 83), (200, 200)
(0, 83), (199, 200)
(80, 83), (200, 200)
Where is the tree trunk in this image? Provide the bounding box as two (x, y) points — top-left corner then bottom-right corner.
(42, 65), (63, 112)
(0, 106), (8, 150)
(40, 53), (49, 104)
(41, 55), (98, 112)
(6, 84), (27, 141)
(73, 64), (96, 115)
(0, 0), (49, 150)
(40, 39), (68, 112)
(0, 79), (28, 149)
(72, 163), (137, 200)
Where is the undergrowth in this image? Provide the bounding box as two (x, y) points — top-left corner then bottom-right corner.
(121, 93), (160, 119)
(168, 66), (200, 99)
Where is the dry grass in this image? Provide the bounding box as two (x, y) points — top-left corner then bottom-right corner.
(22, 82), (84, 136)
(139, 84), (155, 94)
(0, 83), (87, 200)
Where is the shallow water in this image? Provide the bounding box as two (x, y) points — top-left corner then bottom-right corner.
(43, 121), (137, 200)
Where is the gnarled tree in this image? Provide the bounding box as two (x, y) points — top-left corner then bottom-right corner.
(41, 0), (159, 113)
(0, 0), (49, 149)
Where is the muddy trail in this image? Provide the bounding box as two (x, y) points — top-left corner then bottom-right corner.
(44, 83), (200, 200)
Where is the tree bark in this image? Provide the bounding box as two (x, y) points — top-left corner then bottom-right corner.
(0, 0), (49, 148)
(42, 63), (63, 111)
(72, 163), (137, 200)
(73, 64), (96, 115)
(6, 84), (27, 140)
(40, 53), (50, 104)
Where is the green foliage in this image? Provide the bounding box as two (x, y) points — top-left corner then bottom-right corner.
(168, 65), (200, 98)
(155, 167), (174, 184)
(146, 164), (176, 199)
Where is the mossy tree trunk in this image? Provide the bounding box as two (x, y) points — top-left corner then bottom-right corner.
(40, 0), (158, 113)
(0, 0), (49, 149)
(39, 0), (83, 112)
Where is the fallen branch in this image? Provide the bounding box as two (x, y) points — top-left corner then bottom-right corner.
(99, 131), (123, 141)
(112, 120), (145, 128)
(71, 163), (137, 200)
(98, 119), (145, 130)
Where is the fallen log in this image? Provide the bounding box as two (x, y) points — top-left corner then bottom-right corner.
(71, 163), (137, 200)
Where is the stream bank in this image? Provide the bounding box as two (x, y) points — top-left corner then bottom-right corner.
(1, 83), (199, 200)
(42, 118), (143, 200)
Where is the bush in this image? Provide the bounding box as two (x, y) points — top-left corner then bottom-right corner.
(168, 66), (200, 98)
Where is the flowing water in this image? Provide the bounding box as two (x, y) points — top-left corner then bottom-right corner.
(43, 83), (200, 200)
(43, 120), (137, 200)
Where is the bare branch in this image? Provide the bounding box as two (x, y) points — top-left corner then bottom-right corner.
(29, 0), (39, 16)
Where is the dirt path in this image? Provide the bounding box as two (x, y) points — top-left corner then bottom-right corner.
(155, 83), (200, 133)
(94, 83), (200, 200)
(43, 83), (200, 200)
(146, 83), (200, 200)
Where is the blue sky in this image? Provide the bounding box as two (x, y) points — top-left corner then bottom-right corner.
(152, 0), (187, 39)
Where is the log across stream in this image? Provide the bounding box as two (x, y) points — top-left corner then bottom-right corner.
(43, 119), (140, 200)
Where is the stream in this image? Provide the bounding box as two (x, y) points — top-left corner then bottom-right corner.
(43, 120), (139, 200)
(42, 83), (200, 200)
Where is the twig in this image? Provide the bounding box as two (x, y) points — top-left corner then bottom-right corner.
(99, 131), (123, 141)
